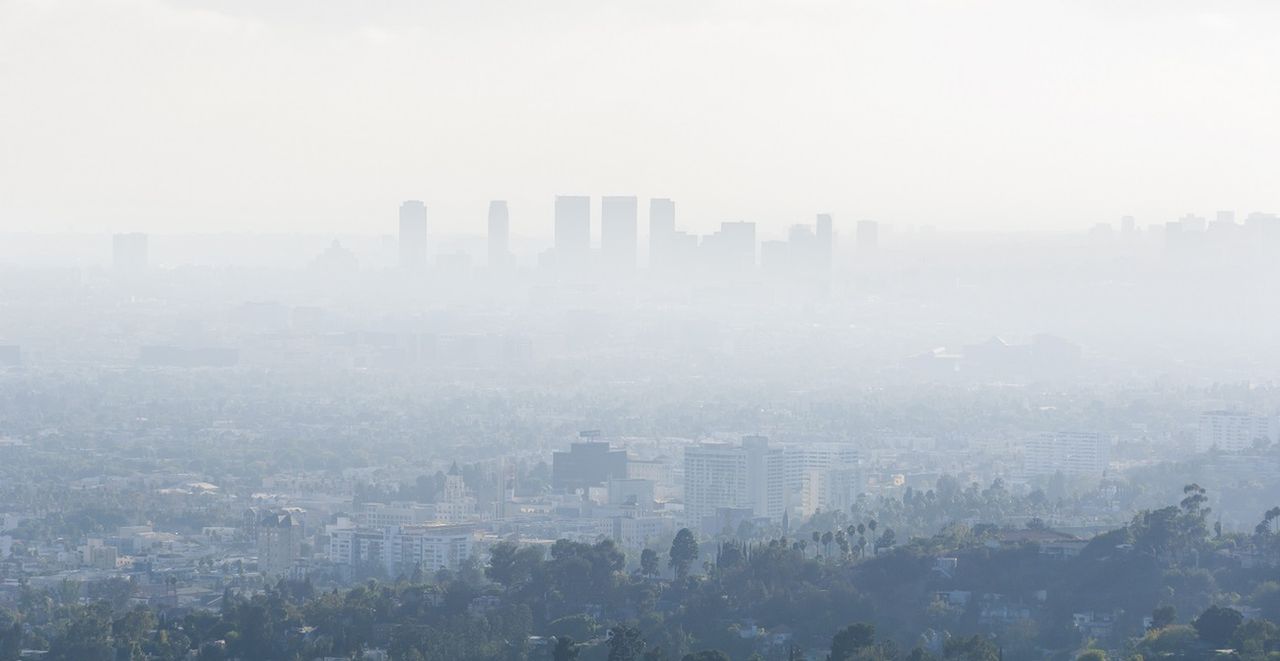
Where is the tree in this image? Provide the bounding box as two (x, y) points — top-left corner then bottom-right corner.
(830, 622), (877, 660)
(1192, 605), (1242, 647)
(608, 626), (646, 661)
(942, 635), (999, 661)
(1076, 650), (1106, 661)
(552, 636), (580, 661)
(0, 620), (22, 661)
(1150, 605), (1176, 630)
(1231, 619), (1279, 657)
(47, 603), (114, 661)
(680, 652), (730, 661)
(876, 528), (896, 551)
(669, 529), (698, 581)
(641, 549), (660, 578)
(486, 542), (543, 588)
(1255, 506), (1280, 536)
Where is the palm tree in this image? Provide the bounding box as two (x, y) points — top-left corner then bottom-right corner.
(1256, 507), (1280, 536)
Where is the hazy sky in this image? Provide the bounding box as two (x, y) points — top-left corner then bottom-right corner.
(2, 0), (1278, 238)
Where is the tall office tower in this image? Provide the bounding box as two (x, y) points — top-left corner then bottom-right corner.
(815, 213), (833, 271)
(683, 442), (748, 532)
(855, 220), (878, 254)
(1024, 431), (1110, 476)
(398, 200), (429, 269)
(742, 436), (786, 521)
(648, 198), (676, 270)
(554, 195), (591, 273)
(487, 200), (511, 269)
(112, 233), (149, 272)
(782, 443), (861, 516)
(1120, 216), (1136, 235)
(255, 509), (303, 576)
(601, 196), (638, 271)
(683, 437), (785, 533)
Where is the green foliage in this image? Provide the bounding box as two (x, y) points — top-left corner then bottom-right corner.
(942, 635), (999, 661)
(486, 541), (544, 588)
(1150, 605), (1176, 630)
(552, 635), (580, 661)
(830, 622), (877, 660)
(7, 489), (1280, 661)
(1133, 624), (1199, 658)
(680, 651), (730, 661)
(1192, 605), (1243, 647)
(641, 548), (660, 577)
(670, 529), (699, 580)
(609, 625), (646, 661)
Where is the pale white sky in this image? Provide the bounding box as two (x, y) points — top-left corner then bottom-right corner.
(1, 0), (1277, 238)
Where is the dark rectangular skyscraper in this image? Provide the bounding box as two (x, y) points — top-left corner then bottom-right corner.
(112, 232), (148, 272)
(649, 198), (675, 270)
(554, 195), (591, 272)
(601, 196), (638, 271)
(487, 200), (511, 269)
(399, 200), (428, 269)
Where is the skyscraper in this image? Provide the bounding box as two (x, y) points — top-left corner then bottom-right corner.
(112, 233), (149, 272)
(815, 213), (833, 272)
(554, 195), (591, 273)
(855, 220), (878, 254)
(601, 196), (638, 272)
(398, 200), (428, 269)
(683, 436), (785, 533)
(649, 198), (675, 270)
(487, 200), (511, 269)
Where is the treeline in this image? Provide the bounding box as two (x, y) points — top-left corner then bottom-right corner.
(3, 486), (1280, 659)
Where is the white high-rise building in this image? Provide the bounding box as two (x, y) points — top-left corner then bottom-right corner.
(1197, 411), (1279, 453)
(683, 437), (785, 531)
(782, 444), (862, 516)
(1024, 432), (1110, 476)
(781, 444), (860, 492)
(398, 200), (428, 269)
(743, 436), (786, 521)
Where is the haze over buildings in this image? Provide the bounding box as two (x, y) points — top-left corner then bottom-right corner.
(4, 4), (1280, 660)
(4, 1), (1280, 235)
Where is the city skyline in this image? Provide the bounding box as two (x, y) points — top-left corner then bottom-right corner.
(5, 3), (1280, 660)
(4, 1), (1280, 234)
